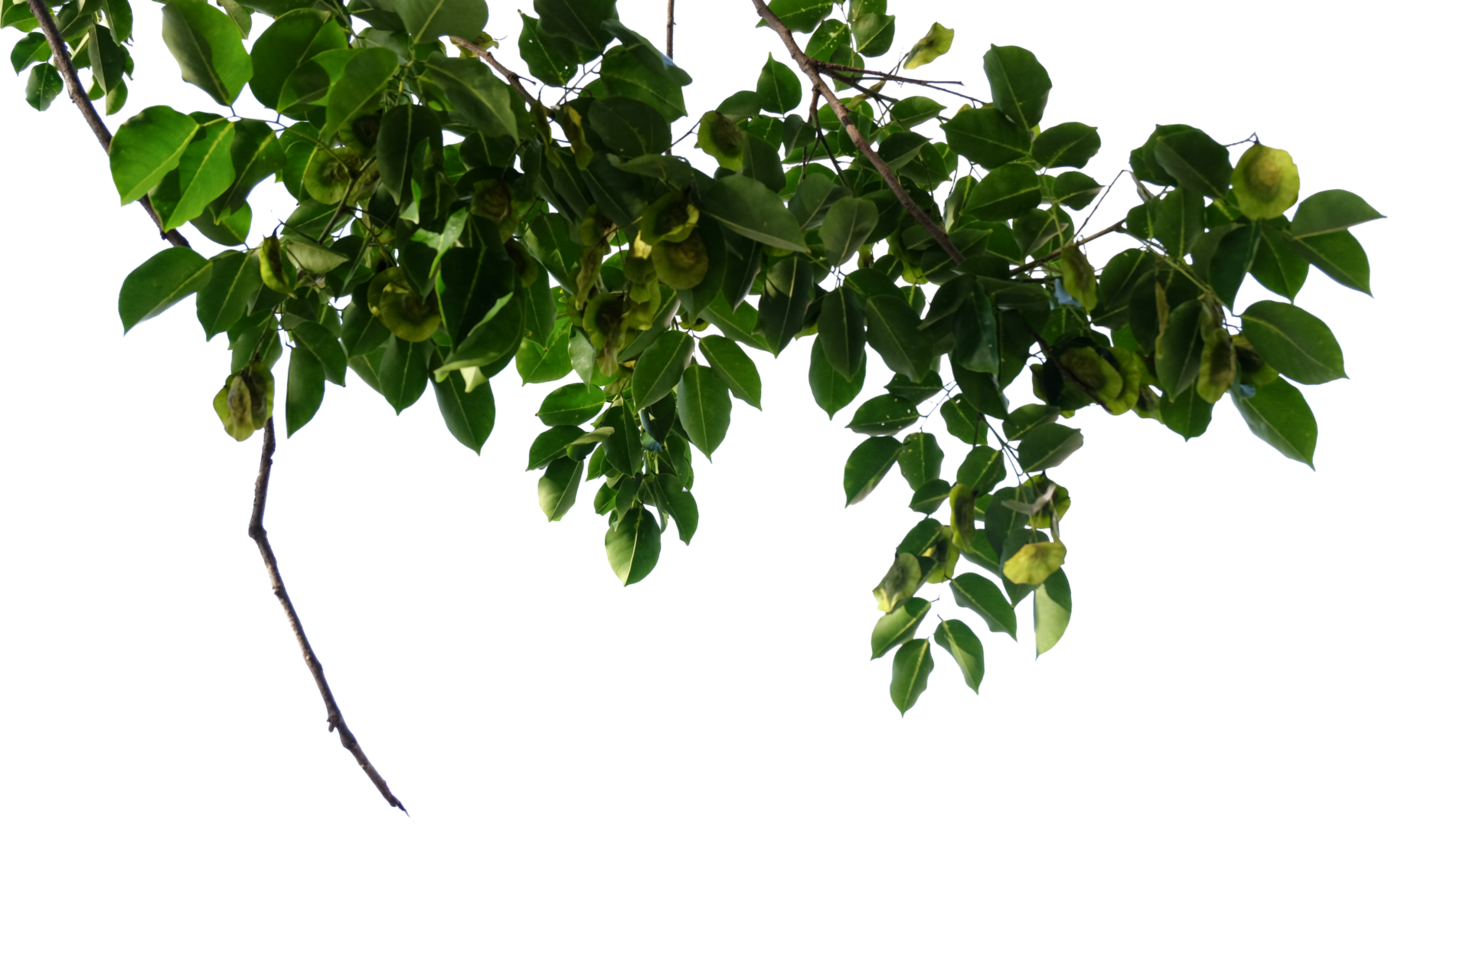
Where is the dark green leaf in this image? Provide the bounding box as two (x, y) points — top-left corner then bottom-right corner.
(1017, 422), (1082, 471)
(810, 341), (865, 418)
(152, 119), (236, 231)
(161, 0), (253, 106)
(910, 478), (951, 515)
(195, 248), (261, 338)
(1251, 225), (1309, 300)
(1159, 384), (1213, 439)
(1153, 128), (1231, 198)
(1289, 189), (1384, 238)
(518, 13), (583, 87)
(289, 318), (346, 386)
(285, 344), (325, 435)
(1207, 224), (1256, 310)
(890, 638), (934, 715)
(968, 164), (1043, 221)
(982, 44), (1050, 130)
(11, 32), (49, 74)
(588, 95), (671, 157)
(376, 103), (441, 205)
(864, 293), (931, 379)
(421, 52), (516, 138)
(388, 0), (485, 44)
(942, 105), (1030, 169)
(1286, 229), (1372, 295)
(934, 618), (984, 692)
(1232, 379), (1315, 467)
(1240, 301), (1346, 385)
(956, 445), (1004, 495)
(320, 46), (396, 142)
(757, 255), (813, 353)
(652, 472), (698, 543)
(378, 336), (430, 413)
(898, 432), (943, 490)
(848, 394), (919, 436)
(939, 397), (983, 444)
(606, 504), (661, 585)
(891, 96), (943, 130)
(951, 572), (1016, 639)
(1052, 171), (1102, 211)
(1031, 122), (1099, 169)
(533, 0), (614, 50)
(631, 330), (695, 410)
(676, 364), (732, 459)
(526, 424), (584, 469)
(119, 248), (212, 331)
(844, 435), (902, 505)
(109, 106), (199, 204)
(817, 286), (865, 382)
(538, 456), (582, 520)
(538, 382), (605, 426)
(247, 9), (341, 111)
(756, 53), (801, 113)
(872, 597), (930, 659)
(1151, 187), (1204, 258)
(701, 175), (808, 252)
(1156, 300), (1207, 399)
(819, 196), (879, 267)
(596, 43), (686, 123)
(1033, 568), (1071, 655)
(431, 366), (495, 451)
(763, 0), (833, 33)
(699, 335), (762, 409)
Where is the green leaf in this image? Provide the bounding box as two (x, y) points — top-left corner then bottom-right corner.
(890, 638), (934, 715)
(864, 293), (930, 380)
(676, 364), (732, 460)
(538, 382), (605, 426)
(699, 335), (762, 409)
(809, 340), (865, 419)
(897, 432), (942, 490)
(161, 0), (253, 106)
(526, 424), (584, 469)
(388, 0), (485, 44)
(1205, 224), (1256, 310)
(1159, 384), (1213, 440)
(1289, 189), (1384, 238)
(1152, 128), (1231, 199)
(804, 18), (848, 60)
(432, 367), (496, 452)
(605, 505), (661, 585)
(1052, 171), (1102, 211)
(700, 176), (809, 253)
(109, 106), (199, 204)
(1251, 225), (1309, 301)
(321, 47), (397, 142)
(1033, 568), (1071, 655)
(152, 119), (236, 231)
(535, 456), (581, 520)
(819, 196), (879, 267)
(757, 254), (813, 353)
(196, 248), (260, 339)
(378, 336), (430, 414)
(118, 248), (212, 331)
(1240, 301), (1346, 385)
(1285, 229), (1372, 295)
(756, 54), (801, 113)
(288, 319), (346, 386)
(1031, 122), (1099, 169)
(852, 11), (895, 56)
(516, 15), (577, 85)
(1017, 422), (1083, 471)
(1002, 403), (1059, 441)
(596, 44), (687, 123)
(968, 164), (1043, 222)
(533, 0), (614, 50)
(1231, 378), (1316, 467)
(285, 344), (325, 436)
(956, 445), (1005, 494)
(433, 55), (520, 139)
(247, 10), (341, 111)
(517, 333), (573, 385)
(909, 478), (951, 515)
(848, 394), (920, 436)
(934, 618), (984, 692)
(982, 44), (1050, 131)
(942, 105), (1029, 169)
(1151, 187), (1204, 258)
(589, 97), (670, 159)
(1156, 299), (1207, 400)
(762, 0), (833, 33)
(631, 330), (695, 410)
(11, 33), (48, 75)
(652, 473), (698, 544)
(817, 286), (866, 382)
(889, 96), (941, 131)
(872, 597), (931, 659)
(902, 21), (952, 70)
(844, 435), (902, 506)
(950, 572), (1016, 639)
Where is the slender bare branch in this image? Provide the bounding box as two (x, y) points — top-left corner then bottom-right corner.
(666, 0), (675, 58)
(751, 0), (966, 265)
(450, 36), (541, 108)
(26, 0), (191, 249)
(249, 419), (407, 813)
(1008, 219), (1127, 279)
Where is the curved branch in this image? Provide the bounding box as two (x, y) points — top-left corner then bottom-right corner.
(1008, 219), (1126, 279)
(751, 0), (966, 265)
(450, 36), (541, 109)
(26, 0), (190, 249)
(249, 419), (408, 814)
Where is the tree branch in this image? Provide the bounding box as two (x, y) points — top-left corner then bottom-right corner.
(26, 0), (190, 249)
(751, 0), (966, 266)
(1007, 219), (1127, 279)
(450, 36), (540, 108)
(249, 419), (408, 814)
(666, 0), (675, 59)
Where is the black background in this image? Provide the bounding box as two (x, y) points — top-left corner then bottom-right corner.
(14, 5), (1387, 834)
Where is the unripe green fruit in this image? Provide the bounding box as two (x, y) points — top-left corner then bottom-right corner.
(303, 147), (360, 206)
(1231, 143), (1300, 220)
(367, 268), (440, 343)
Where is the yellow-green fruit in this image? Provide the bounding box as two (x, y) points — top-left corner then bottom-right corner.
(949, 483), (975, 543)
(1231, 143), (1300, 221)
(1101, 347), (1143, 415)
(873, 553), (923, 612)
(640, 191), (699, 244)
(559, 107), (594, 169)
(1022, 477), (1071, 529)
(652, 234), (709, 290)
(695, 110), (745, 170)
(1058, 346), (1123, 403)
(368, 268), (441, 342)
(1232, 335), (1279, 386)
(258, 235), (294, 295)
(471, 178), (517, 239)
(212, 365), (274, 441)
(1196, 326), (1236, 403)
(303, 147), (359, 205)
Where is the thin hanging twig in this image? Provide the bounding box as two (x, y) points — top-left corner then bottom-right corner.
(666, 0), (675, 59)
(750, 0), (965, 265)
(25, 0), (191, 248)
(249, 420), (407, 813)
(450, 35), (542, 108)
(1008, 219), (1127, 279)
